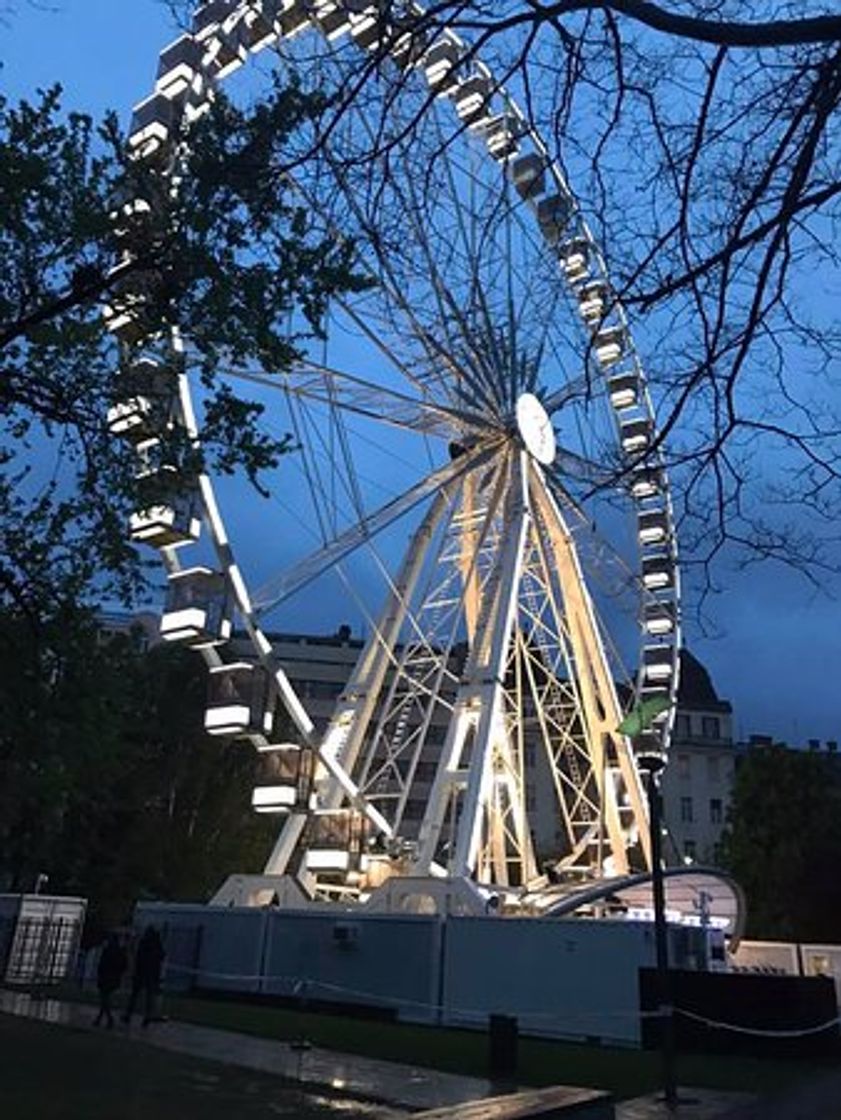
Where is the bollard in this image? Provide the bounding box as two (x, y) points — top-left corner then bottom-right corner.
(488, 1013), (518, 1083)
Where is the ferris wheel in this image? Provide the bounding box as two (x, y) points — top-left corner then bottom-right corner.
(108, 0), (681, 908)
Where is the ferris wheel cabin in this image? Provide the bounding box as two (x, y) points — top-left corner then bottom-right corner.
(251, 743), (315, 814)
(205, 662), (276, 737)
(161, 567), (233, 647)
(128, 471), (201, 549)
(107, 359), (177, 443)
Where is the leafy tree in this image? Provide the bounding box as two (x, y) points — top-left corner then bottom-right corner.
(0, 607), (274, 935)
(0, 78), (365, 618)
(720, 744), (841, 941)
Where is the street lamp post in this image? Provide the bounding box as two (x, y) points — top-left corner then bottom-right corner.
(637, 752), (678, 1112)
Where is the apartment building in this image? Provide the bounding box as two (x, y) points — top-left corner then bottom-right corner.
(660, 649), (737, 866)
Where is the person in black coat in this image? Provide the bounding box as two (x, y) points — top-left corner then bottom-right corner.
(94, 933), (127, 1028)
(122, 925), (165, 1027)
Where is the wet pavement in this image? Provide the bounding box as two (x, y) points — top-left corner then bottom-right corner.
(0, 989), (490, 1113)
(616, 1089), (754, 1119)
(0, 990), (773, 1118)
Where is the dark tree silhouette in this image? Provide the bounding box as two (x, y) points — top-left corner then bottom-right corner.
(721, 744), (841, 941)
(0, 80), (365, 618)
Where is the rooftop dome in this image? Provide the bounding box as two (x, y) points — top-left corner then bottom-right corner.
(678, 648), (732, 712)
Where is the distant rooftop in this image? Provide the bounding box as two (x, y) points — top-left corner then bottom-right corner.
(678, 649), (732, 713)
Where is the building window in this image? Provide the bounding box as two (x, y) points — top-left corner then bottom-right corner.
(677, 754), (691, 780)
(710, 798), (722, 825)
(683, 839), (697, 863)
(707, 755), (720, 783)
(674, 714), (691, 739)
(701, 716), (720, 739)
(680, 796), (693, 823)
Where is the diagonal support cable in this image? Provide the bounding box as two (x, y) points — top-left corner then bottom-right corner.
(216, 360), (494, 440)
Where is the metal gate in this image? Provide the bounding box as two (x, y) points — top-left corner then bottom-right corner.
(0, 895), (86, 984)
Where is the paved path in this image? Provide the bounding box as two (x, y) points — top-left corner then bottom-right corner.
(617, 1089), (754, 1119)
(0, 989), (490, 1112)
(714, 1069), (841, 1120)
(6, 989), (800, 1119)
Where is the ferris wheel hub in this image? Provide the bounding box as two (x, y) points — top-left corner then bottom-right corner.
(515, 392), (556, 465)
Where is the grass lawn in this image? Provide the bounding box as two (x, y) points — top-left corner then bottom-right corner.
(144, 990), (835, 1101)
(0, 1011), (397, 1120)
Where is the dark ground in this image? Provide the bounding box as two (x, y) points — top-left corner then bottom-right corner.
(0, 1012), (401, 1120)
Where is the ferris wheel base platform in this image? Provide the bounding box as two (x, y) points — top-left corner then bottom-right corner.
(210, 874), (312, 909)
(208, 872), (490, 913)
(208, 868), (744, 950)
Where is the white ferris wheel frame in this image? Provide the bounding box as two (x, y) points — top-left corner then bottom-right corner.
(112, 0), (682, 904)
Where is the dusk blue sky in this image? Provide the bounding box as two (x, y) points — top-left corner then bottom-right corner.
(3, 0), (839, 744)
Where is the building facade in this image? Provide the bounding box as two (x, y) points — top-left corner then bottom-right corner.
(660, 650), (737, 866)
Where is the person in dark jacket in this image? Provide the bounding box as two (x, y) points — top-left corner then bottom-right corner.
(122, 925), (165, 1027)
(94, 933), (127, 1028)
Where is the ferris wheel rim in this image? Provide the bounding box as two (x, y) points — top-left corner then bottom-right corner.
(114, 0), (682, 892)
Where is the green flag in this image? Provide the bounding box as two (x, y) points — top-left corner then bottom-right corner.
(616, 694), (670, 738)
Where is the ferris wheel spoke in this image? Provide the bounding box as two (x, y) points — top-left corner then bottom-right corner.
(420, 108), (571, 411)
(542, 371), (601, 416)
(544, 470), (658, 611)
(397, 121), (553, 416)
(276, 157), (460, 407)
(292, 358), (491, 439)
(319, 145), (504, 418)
(252, 441), (501, 616)
(547, 447), (619, 493)
(291, 145), (460, 404)
(327, 286), (462, 407)
(218, 358), (493, 439)
(289, 388), (364, 537)
(319, 96), (531, 417)
(431, 125), (523, 411)
(396, 141), (510, 415)
(337, 95), (496, 408)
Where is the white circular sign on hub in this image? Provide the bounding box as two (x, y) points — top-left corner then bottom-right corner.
(515, 393), (556, 465)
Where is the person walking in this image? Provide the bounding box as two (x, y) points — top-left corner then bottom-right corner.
(122, 925), (165, 1027)
(93, 932), (127, 1028)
